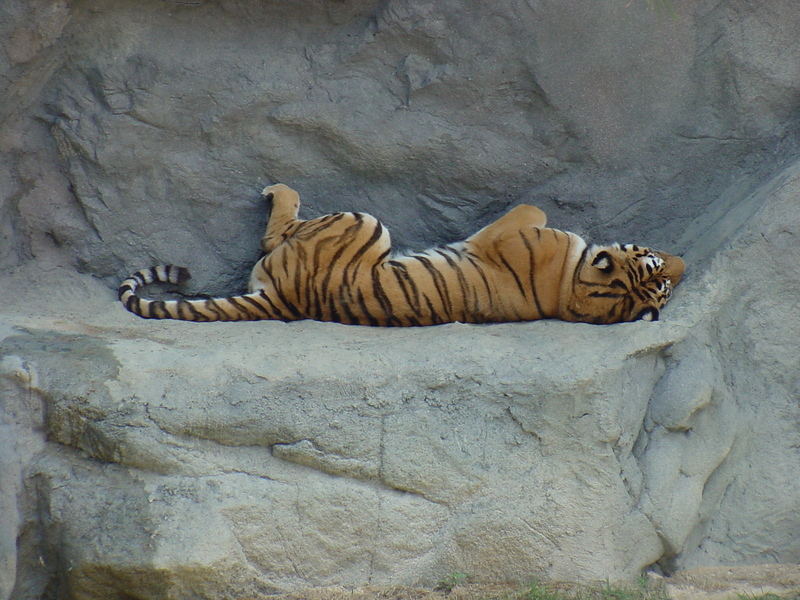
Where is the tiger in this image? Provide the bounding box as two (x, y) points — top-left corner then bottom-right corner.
(119, 183), (684, 326)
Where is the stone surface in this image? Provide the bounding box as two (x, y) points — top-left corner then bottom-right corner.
(2, 0), (800, 599)
(2, 294), (677, 596)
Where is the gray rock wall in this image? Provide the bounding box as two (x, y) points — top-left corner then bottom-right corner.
(1, 0), (799, 599)
(4, 0), (800, 290)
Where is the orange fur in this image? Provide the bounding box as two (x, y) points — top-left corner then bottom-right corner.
(120, 184), (684, 325)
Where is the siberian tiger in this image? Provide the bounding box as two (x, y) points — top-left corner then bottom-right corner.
(119, 183), (684, 326)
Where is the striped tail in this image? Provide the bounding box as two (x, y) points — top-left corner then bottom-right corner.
(118, 265), (280, 321)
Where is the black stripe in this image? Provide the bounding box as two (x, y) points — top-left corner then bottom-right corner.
(356, 288), (379, 326)
(136, 269), (155, 285)
(495, 250), (527, 299)
(309, 234), (335, 307)
(289, 244), (314, 317)
(280, 244), (290, 277)
(309, 292), (324, 321)
(338, 221), (385, 316)
(608, 303), (619, 322)
(257, 290), (291, 321)
(610, 279), (629, 290)
(571, 246), (590, 292)
(127, 295), (141, 315)
(389, 261), (424, 317)
(343, 221), (385, 273)
(178, 300), (207, 321)
(226, 297), (253, 320)
(319, 216), (366, 302)
(241, 294), (269, 317)
(371, 266), (395, 323)
(434, 248), (473, 321)
(270, 282), (304, 320)
(463, 252), (493, 298)
(421, 293), (444, 325)
(338, 288), (361, 325)
(118, 284), (135, 300)
(296, 212), (347, 240)
(438, 245), (460, 259)
(558, 233), (572, 276)
(203, 299), (227, 321)
(259, 270), (300, 319)
(306, 242), (328, 318)
(176, 300), (189, 320)
(327, 295), (341, 323)
(518, 231), (545, 317)
(150, 300), (168, 319)
(415, 255), (453, 319)
(387, 315), (404, 327)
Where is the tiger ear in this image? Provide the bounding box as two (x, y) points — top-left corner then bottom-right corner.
(591, 251), (614, 273)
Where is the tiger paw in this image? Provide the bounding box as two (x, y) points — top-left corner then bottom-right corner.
(261, 183), (293, 201)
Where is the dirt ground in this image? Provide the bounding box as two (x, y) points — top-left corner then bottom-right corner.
(259, 564), (800, 600)
(663, 564), (800, 600)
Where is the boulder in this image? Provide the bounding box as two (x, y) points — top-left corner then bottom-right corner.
(2, 311), (675, 597)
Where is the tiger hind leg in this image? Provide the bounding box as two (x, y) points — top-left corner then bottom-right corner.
(260, 183), (302, 253)
(467, 204), (548, 247)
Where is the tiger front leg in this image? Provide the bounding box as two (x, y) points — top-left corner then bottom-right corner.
(260, 183), (302, 253)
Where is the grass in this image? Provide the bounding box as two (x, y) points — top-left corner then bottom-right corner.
(435, 573), (469, 593)
(263, 576), (671, 600)
(261, 572), (800, 600)
(516, 579), (563, 600)
(509, 576), (669, 600)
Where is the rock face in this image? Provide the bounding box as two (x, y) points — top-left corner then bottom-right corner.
(1, 1), (800, 599)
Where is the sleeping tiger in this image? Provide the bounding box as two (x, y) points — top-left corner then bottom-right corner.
(119, 183), (684, 326)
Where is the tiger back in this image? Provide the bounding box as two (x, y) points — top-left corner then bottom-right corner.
(119, 183), (684, 325)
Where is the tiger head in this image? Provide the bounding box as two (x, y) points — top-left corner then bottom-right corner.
(562, 244), (685, 324)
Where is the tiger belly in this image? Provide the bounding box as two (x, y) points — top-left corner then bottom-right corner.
(253, 246), (546, 326)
